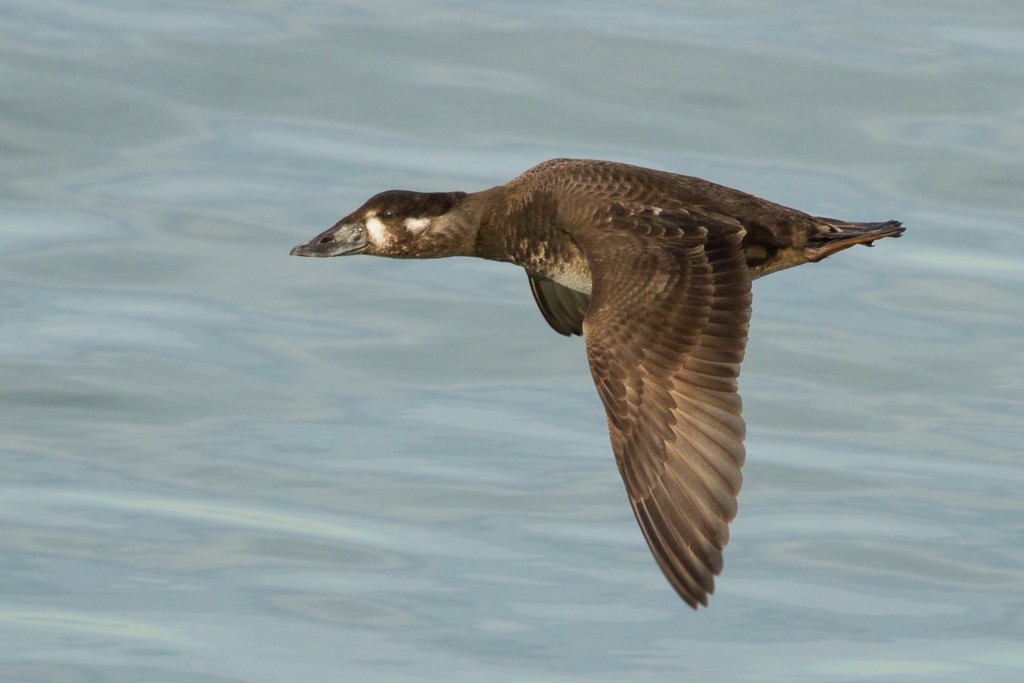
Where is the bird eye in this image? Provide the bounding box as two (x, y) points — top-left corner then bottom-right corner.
(381, 209), (396, 219)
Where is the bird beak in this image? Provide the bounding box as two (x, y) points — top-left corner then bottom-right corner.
(290, 221), (369, 257)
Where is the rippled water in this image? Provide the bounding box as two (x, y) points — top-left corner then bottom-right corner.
(2, 1), (1023, 681)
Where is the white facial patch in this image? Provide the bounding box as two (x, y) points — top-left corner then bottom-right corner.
(364, 216), (389, 247)
(404, 217), (432, 232)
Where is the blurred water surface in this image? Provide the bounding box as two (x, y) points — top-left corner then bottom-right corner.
(2, 1), (1023, 681)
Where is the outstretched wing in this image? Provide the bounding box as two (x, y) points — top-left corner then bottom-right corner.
(527, 272), (590, 336)
(578, 204), (752, 608)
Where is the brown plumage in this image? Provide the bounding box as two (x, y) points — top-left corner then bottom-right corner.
(290, 159), (905, 608)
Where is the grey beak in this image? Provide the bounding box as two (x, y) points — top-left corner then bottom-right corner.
(290, 222), (369, 257)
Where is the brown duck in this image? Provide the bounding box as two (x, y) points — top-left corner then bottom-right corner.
(290, 158), (905, 609)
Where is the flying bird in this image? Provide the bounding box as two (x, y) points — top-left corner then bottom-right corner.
(290, 158), (904, 608)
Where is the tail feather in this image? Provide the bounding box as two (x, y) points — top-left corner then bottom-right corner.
(805, 219), (905, 263)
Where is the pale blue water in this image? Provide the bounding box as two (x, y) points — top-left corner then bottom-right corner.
(2, 1), (1023, 681)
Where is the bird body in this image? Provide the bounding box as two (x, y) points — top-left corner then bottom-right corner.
(291, 159), (904, 608)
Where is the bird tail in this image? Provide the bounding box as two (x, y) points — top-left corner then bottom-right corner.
(804, 219), (905, 263)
